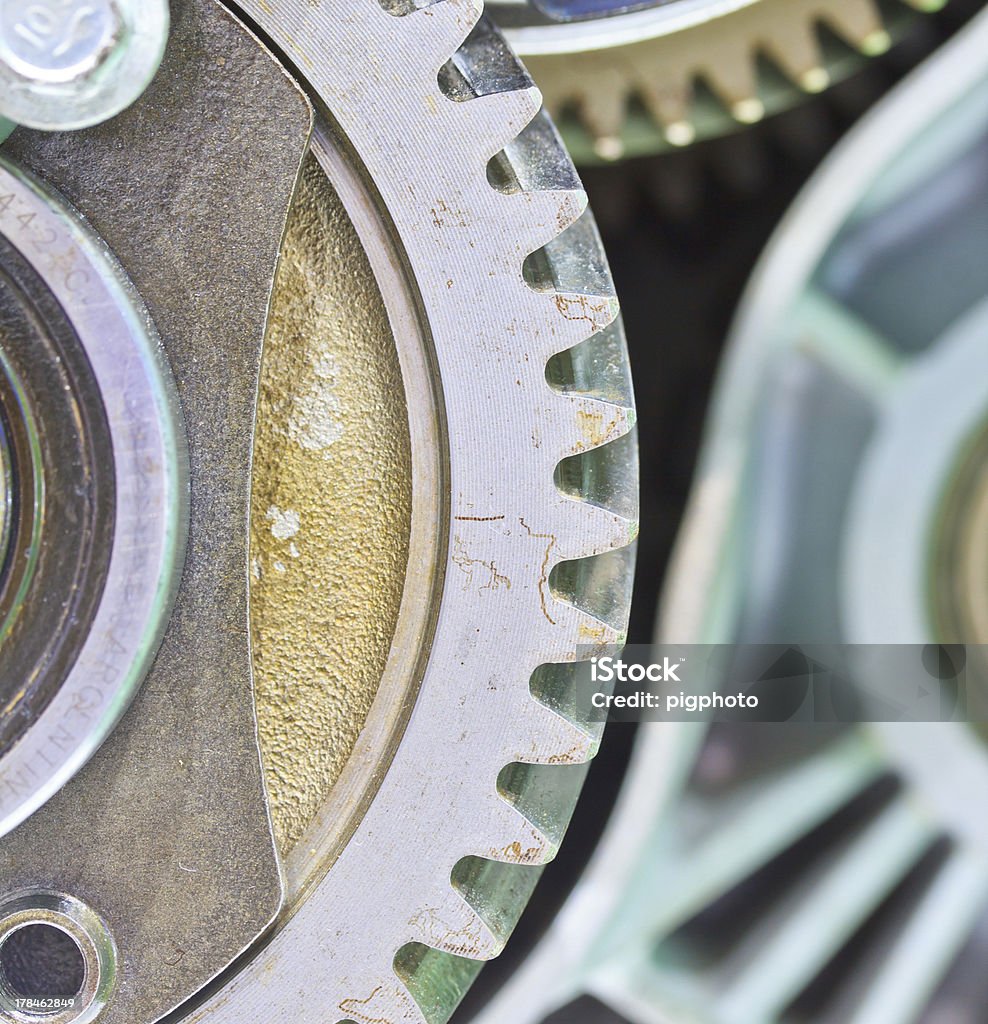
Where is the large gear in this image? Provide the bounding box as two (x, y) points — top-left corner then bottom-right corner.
(491, 0), (947, 161)
(0, 2), (637, 1023)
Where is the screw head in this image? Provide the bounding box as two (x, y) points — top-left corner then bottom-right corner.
(0, 0), (122, 85)
(0, 0), (167, 131)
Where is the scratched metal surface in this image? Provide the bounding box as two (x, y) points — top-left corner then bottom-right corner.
(0, 1), (312, 1020)
(0, 234), (116, 754)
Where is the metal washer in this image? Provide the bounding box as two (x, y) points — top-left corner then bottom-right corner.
(0, 160), (187, 839)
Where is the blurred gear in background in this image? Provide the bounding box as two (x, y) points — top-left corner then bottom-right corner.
(490, 0), (950, 161)
(0, 2), (637, 1023)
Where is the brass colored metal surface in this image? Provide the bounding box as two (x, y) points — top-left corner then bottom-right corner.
(252, 154), (413, 855)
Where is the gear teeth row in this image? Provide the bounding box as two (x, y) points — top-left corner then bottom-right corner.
(396, 4), (634, 1008)
(525, 0), (940, 160)
(217, 3), (637, 1022)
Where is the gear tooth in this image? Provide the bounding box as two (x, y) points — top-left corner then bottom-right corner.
(504, 189), (589, 254)
(638, 77), (697, 148)
(485, 799), (556, 865)
(542, 291), (621, 353)
(466, 86), (544, 157)
(701, 55), (764, 125)
(407, 893), (502, 959)
(548, 602), (625, 659)
(818, 0), (891, 55)
(546, 496), (638, 561)
(512, 698), (595, 765)
(763, 19), (830, 93)
(576, 70), (629, 161)
(412, 0), (482, 52)
(542, 393), (635, 460)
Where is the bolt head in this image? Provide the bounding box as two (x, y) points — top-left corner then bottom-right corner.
(0, 0), (123, 86)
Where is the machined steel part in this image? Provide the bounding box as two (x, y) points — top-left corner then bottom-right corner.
(0, 0), (638, 1022)
(0, 156), (186, 840)
(467, 11), (988, 1024)
(0, 4), (315, 1020)
(0, 0), (170, 131)
(491, 0), (947, 162)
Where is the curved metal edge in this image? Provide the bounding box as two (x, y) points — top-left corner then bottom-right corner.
(0, 158), (188, 840)
(174, 1), (638, 1022)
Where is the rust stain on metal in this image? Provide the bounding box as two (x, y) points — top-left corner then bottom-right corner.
(410, 905), (488, 956)
(452, 537), (511, 592)
(520, 517), (557, 625)
(430, 198), (468, 228)
(576, 407), (624, 451)
(546, 742), (587, 765)
(497, 839), (546, 864)
(553, 293), (614, 331)
(339, 986), (394, 1024)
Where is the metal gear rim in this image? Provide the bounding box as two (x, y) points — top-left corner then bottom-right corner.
(470, 12), (988, 1024)
(175, 1), (637, 1021)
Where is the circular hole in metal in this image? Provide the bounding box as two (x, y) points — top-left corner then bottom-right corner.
(0, 892), (116, 1024)
(0, 924), (85, 1001)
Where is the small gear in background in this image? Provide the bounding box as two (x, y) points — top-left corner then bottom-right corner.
(569, 0), (983, 654)
(493, 0), (953, 162)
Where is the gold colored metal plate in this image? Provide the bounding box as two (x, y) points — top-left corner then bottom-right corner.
(251, 153), (413, 855)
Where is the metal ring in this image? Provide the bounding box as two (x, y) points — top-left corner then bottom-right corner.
(0, 890), (116, 1024)
(0, 159), (187, 839)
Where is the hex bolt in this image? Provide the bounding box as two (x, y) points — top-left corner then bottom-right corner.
(0, 0), (169, 132)
(0, 1), (123, 83)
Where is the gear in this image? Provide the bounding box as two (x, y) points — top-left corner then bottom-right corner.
(0, 2), (637, 1022)
(466, 10), (988, 1023)
(492, 0), (947, 161)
